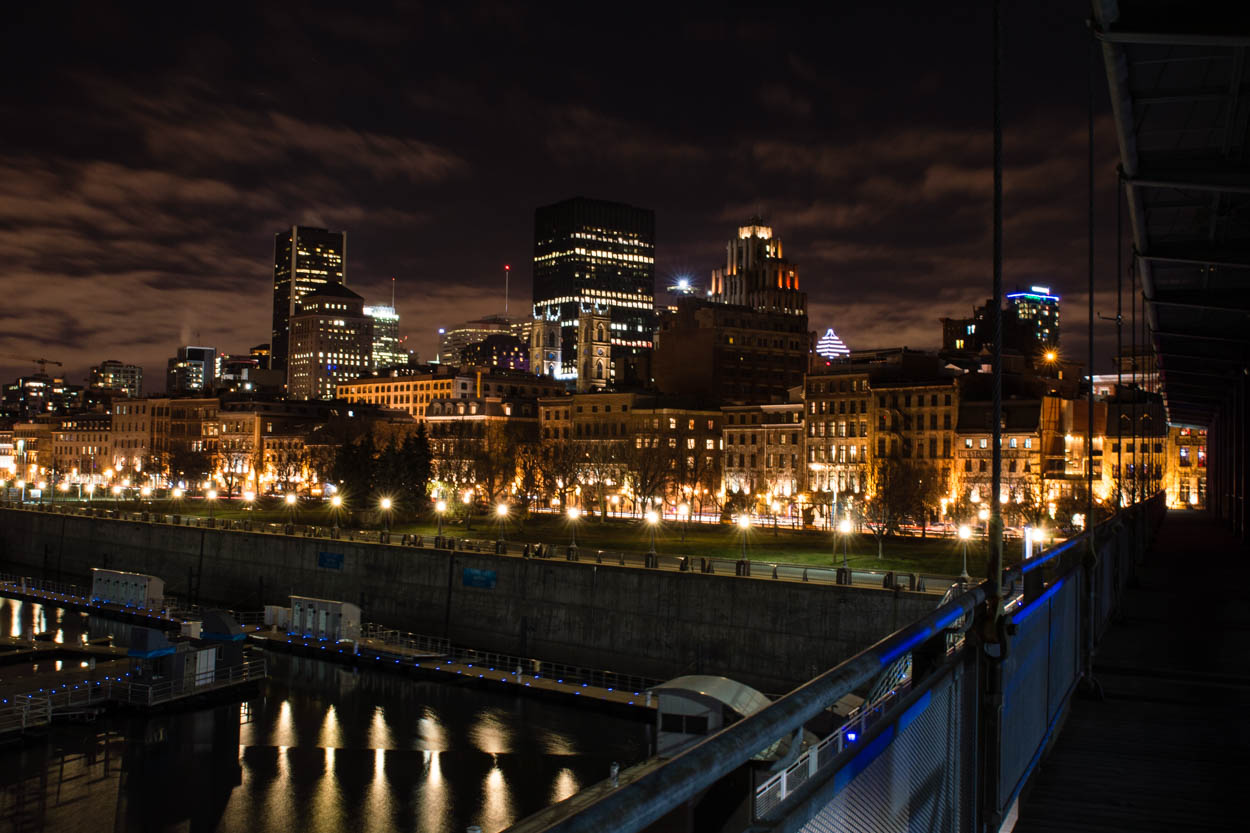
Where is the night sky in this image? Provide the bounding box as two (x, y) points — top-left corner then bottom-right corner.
(2, 2), (1126, 386)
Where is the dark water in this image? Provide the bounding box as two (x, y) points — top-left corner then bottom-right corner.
(0, 599), (650, 833)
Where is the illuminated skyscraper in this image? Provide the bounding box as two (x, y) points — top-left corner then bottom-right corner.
(287, 285), (372, 400)
(707, 218), (806, 317)
(271, 226), (347, 371)
(1006, 285), (1061, 349)
(364, 304), (404, 371)
(532, 197), (655, 384)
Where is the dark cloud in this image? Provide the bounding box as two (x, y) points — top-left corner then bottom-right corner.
(0, 1), (1125, 385)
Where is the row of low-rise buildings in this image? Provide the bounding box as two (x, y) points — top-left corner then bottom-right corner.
(0, 349), (1206, 518)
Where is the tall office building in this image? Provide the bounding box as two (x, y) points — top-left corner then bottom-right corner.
(271, 226), (347, 371)
(287, 284), (372, 400)
(364, 304), (404, 371)
(707, 218), (807, 316)
(166, 346), (216, 394)
(532, 197), (655, 385)
(89, 360), (143, 398)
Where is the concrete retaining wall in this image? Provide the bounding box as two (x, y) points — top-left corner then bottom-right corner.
(0, 507), (936, 693)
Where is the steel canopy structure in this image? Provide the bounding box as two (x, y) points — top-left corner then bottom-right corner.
(1093, 0), (1250, 539)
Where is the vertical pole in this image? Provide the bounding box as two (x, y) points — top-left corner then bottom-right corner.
(989, 0), (1004, 602)
(1116, 174), (1123, 508)
(1087, 41), (1096, 528)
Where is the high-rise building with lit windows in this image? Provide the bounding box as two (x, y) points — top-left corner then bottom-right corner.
(364, 303), (405, 371)
(271, 226), (347, 372)
(707, 218), (807, 317)
(286, 284), (372, 400)
(1006, 285), (1061, 349)
(531, 197), (655, 385)
(89, 360), (143, 398)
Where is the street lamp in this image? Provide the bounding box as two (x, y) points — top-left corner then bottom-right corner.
(737, 514), (751, 561)
(677, 502), (690, 542)
(495, 502), (509, 545)
(435, 499), (447, 536)
(463, 489), (475, 531)
(958, 524), (972, 582)
(112, 483), (122, 511)
(770, 501), (781, 537)
(567, 506), (581, 549)
(380, 496), (393, 532)
(645, 510), (659, 563)
(140, 485), (151, 512)
(17, 479), (26, 503)
(838, 518), (852, 570)
(206, 488), (217, 521)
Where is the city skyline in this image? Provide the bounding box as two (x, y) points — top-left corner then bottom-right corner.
(1, 3), (1123, 384)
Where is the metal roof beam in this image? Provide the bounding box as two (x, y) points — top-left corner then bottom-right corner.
(1152, 330), (1250, 343)
(1154, 352), (1247, 364)
(1096, 30), (1250, 48)
(1148, 297), (1250, 312)
(1136, 88), (1235, 105)
(1137, 251), (1250, 269)
(1127, 175), (1250, 194)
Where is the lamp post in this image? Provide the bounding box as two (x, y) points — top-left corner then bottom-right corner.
(838, 518), (852, 570)
(435, 499), (446, 536)
(737, 514), (751, 561)
(567, 506), (581, 550)
(677, 502), (690, 542)
(771, 501), (781, 537)
(112, 484), (122, 511)
(463, 489), (474, 531)
(206, 489), (217, 522)
(958, 524), (972, 582)
(380, 497), (393, 533)
(495, 502), (509, 545)
(139, 485), (151, 513)
(285, 491), (297, 527)
(645, 510), (659, 566)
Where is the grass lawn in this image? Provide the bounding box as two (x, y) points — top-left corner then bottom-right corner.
(119, 496), (1019, 578)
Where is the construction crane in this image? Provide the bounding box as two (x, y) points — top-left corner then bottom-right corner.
(2, 355), (64, 375)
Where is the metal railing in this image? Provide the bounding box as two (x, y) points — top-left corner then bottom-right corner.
(504, 493), (1165, 833)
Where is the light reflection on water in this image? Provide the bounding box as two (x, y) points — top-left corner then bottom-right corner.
(0, 598), (649, 833)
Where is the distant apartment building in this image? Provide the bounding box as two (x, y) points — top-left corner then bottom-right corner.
(50, 413), (112, 478)
(721, 401), (805, 500)
(89, 361), (142, 398)
(438, 315), (531, 366)
(111, 398), (154, 474)
(166, 346), (216, 394)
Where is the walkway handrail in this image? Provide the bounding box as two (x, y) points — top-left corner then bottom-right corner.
(507, 581), (989, 833)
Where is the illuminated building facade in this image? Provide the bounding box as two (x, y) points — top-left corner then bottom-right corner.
(89, 361), (143, 398)
(272, 226), (347, 372)
(438, 315), (531, 366)
(286, 284), (372, 400)
(707, 219), (806, 316)
(339, 367), (563, 421)
(722, 401), (805, 499)
(460, 334), (529, 372)
(1006, 286), (1060, 349)
(364, 304), (405, 371)
(165, 346), (216, 394)
(532, 197), (656, 385)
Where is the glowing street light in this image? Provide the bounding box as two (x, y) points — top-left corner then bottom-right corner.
(495, 502), (509, 545)
(677, 502), (690, 542)
(379, 496), (393, 532)
(837, 517), (852, 570)
(567, 506), (581, 549)
(644, 510), (659, 562)
(770, 500), (781, 537)
(206, 488), (217, 521)
(285, 492), (297, 506)
(958, 524), (972, 581)
(171, 487), (183, 500)
(737, 514), (751, 561)
(435, 499), (447, 536)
